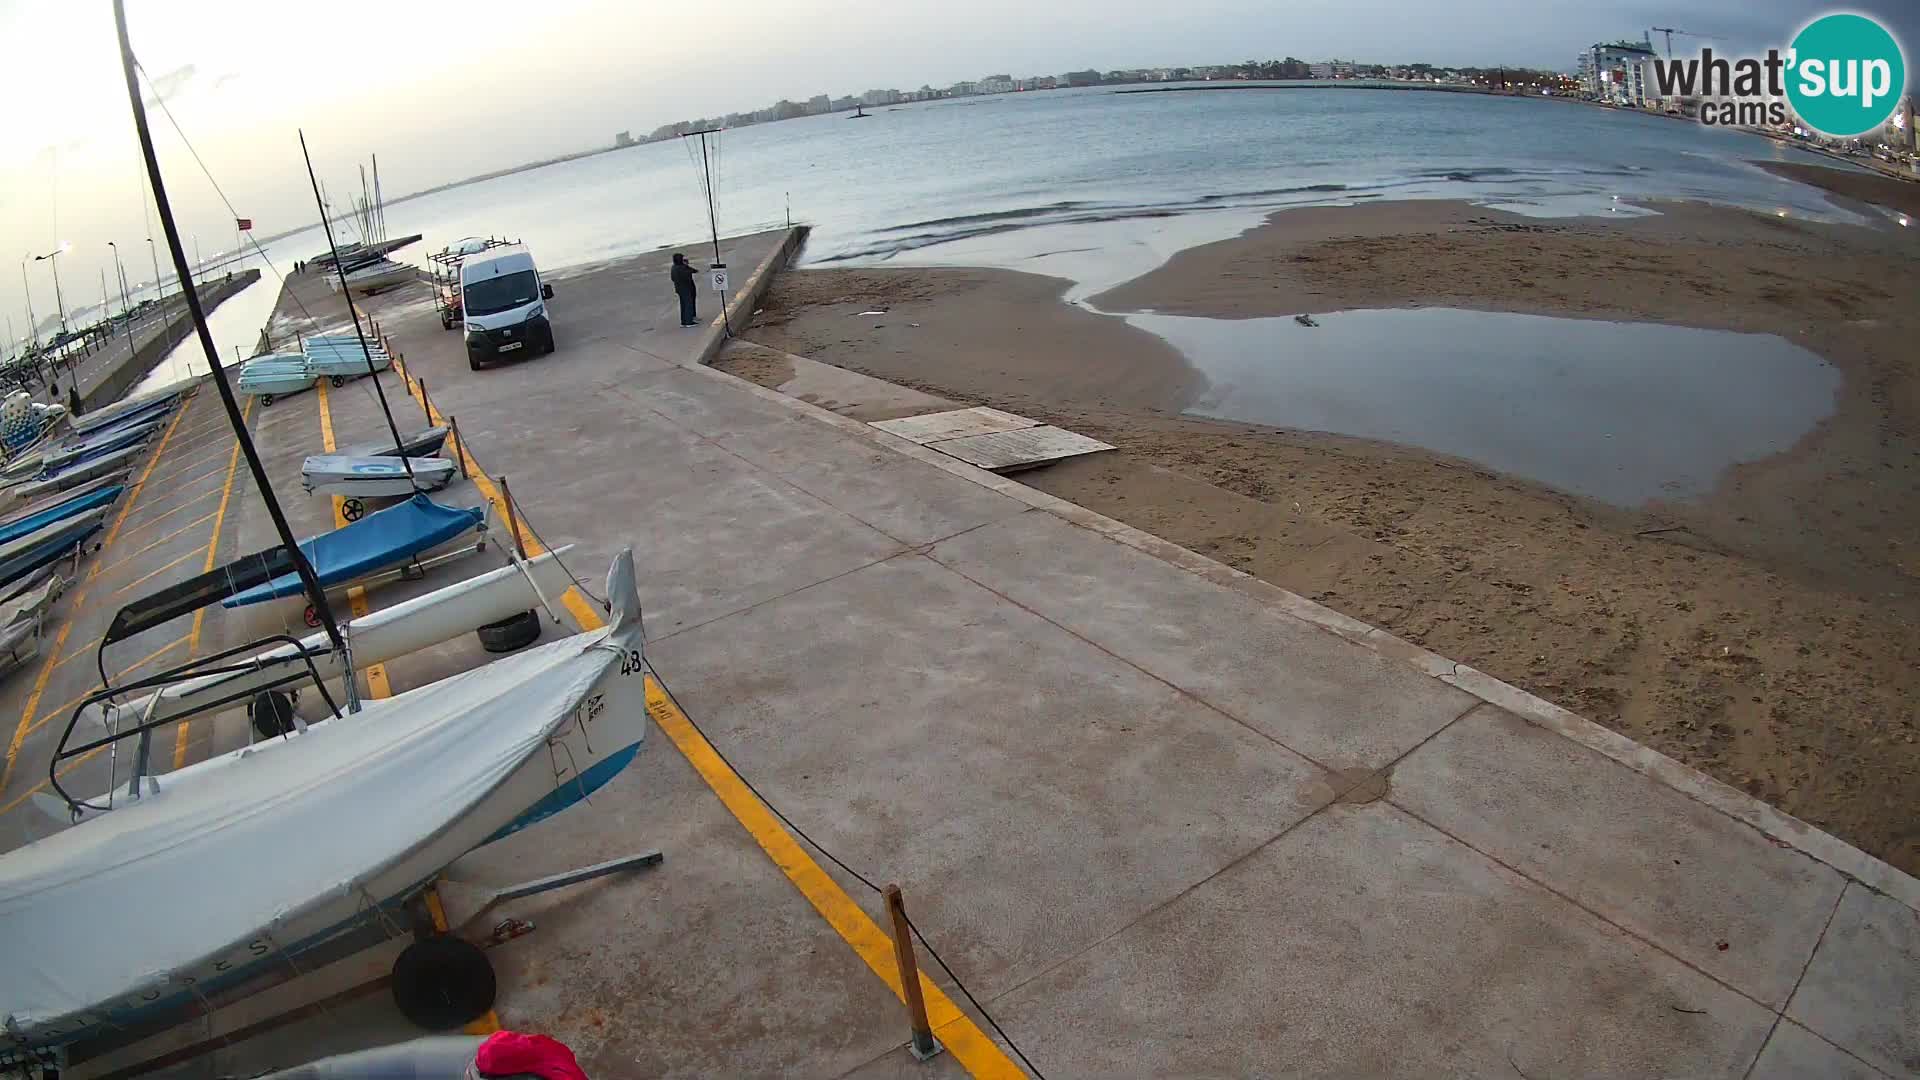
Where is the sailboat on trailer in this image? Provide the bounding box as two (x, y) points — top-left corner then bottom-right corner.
(0, 4), (655, 1067)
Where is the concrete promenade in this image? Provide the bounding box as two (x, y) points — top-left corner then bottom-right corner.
(0, 227), (1910, 1076)
(361, 230), (1918, 1077)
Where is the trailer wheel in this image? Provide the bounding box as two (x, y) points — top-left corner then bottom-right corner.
(330, 375), (346, 388)
(304, 603), (321, 628)
(341, 498), (366, 522)
(249, 690), (297, 738)
(260, 393), (274, 408)
(477, 609), (542, 653)
(392, 937), (496, 1031)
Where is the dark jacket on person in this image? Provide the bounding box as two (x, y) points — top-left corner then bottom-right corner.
(670, 259), (697, 296)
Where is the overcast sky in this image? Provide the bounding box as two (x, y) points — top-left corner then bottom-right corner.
(1, 0), (1912, 339)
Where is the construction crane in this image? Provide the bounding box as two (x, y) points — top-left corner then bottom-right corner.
(1649, 27), (1700, 59)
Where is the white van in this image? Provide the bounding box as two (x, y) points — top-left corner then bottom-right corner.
(461, 244), (555, 370)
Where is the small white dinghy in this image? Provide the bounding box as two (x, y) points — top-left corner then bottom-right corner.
(1, 549), (651, 1060)
(301, 454), (457, 497)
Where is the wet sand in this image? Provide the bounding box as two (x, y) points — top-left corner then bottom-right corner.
(744, 195), (1920, 875)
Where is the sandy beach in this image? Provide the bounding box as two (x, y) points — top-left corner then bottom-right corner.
(736, 179), (1920, 874)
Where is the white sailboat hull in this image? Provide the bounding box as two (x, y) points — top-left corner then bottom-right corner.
(1, 550), (648, 1059)
(78, 548), (577, 736)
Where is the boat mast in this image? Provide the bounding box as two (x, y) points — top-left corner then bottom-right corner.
(299, 132), (419, 493)
(112, 0), (346, 654)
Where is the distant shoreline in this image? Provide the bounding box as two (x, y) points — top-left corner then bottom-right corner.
(1115, 81), (1508, 96)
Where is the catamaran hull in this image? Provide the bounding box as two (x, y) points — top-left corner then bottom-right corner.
(82, 549), (578, 734)
(9, 588), (647, 1060)
(301, 455), (457, 497)
(8, 445), (145, 500)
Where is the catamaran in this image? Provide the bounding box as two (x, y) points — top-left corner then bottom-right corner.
(0, 7), (659, 1067)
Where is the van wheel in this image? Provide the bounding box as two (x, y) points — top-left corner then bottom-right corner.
(468, 355), (483, 371)
(542, 330), (556, 355)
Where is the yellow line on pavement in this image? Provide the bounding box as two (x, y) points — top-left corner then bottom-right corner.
(0, 392), (196, 791)
(387, 340), (1017, 1074)
(317, 379), (390, 699)
(0, 745), (106, 818)
(24, 637), (188, 740)
(110, 547), (206, 597)
(92, 510), (219, 579)
(116, 488), (220, 541)
(647, 680), (1025, 1079)
(174, 396), (254, 770)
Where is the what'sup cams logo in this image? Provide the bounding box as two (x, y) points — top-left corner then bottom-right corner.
(1651, 12), (1907, 136)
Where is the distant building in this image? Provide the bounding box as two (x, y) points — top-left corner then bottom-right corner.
(614, 131), (634, 148)
(1582, 41), (1657, 105)
(861, 88), (901, 106)
(807, 94), (832, 114)
(1026, 75), (1057, 90)
(1064, 69), (1102, 87)
(978, 75), (1016, 94)
(950, 80), (978, 96)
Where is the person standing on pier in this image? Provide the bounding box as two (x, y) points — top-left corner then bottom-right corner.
(670, 253), (698, 327)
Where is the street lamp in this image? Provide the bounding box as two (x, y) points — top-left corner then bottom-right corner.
(32, 242), (70, 335)
(18, 255), (37, 346)
(107, 242), (134, 355)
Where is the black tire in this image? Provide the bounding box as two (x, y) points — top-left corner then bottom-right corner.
(542, 329), (556, 355)
(341, 498), (366, 522)
(330, 374), (346, 388)
(477, 609), (542, 653)
(304, 603), (321, 628)
(392, 937), (496, 1031)
(249, 690), (297, 738)
(260, 393), (274, 407)
(468, 354), (483, 371)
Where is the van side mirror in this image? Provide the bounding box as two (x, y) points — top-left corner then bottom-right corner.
(541, 283), (555, 300)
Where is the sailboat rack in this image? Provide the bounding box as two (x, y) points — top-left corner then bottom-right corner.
(427, 237), (521, 331)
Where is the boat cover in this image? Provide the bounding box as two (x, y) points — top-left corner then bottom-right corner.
(71, 391), (177, 436)
(40, 438), (146, 481)
(0, 483), (122, 547)
(0, 506), (110, 566)
(222, 494), (484, 607)
(0, 472), (127, 531)
(301, 455), (455, 496)
(0, 518), (102, 590)
(0, 554), (639, 1048)
(237, 354), (315, 395)
(340, 425), (448, 460)
(31, 421), (159, 473)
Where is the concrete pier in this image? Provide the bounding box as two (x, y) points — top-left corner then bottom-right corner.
(57, 270), (261, 412)
(0, 230), (1912, 1078)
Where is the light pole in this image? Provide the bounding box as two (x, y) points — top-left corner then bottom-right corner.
(19, 255), (37, 345)
(145, 237), (163, 306)
(32, 243), (69, 336)
(108, 242), (135, 359)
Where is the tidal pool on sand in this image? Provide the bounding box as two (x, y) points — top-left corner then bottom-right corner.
(1132, 308), (1840, 506)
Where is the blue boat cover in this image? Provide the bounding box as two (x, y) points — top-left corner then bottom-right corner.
(222, 494), (484, 607)
(0, 484), (123, 547)
(43, 433), (148, 479)
(0, 523), (101, 589)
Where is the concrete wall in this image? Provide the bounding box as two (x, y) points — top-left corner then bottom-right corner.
(695, 226), (811, 367)
(78, 270), (260, 412)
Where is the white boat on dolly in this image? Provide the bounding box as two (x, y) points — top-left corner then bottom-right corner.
(2, 550), (654, 1066)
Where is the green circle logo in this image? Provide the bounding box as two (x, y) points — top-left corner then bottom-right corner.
(1786, 14), (1906, 137)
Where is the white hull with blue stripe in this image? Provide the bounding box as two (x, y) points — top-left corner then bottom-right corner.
(0, 549), (649, 1063)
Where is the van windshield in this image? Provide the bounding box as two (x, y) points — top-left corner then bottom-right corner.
(465, 270), (539, 316)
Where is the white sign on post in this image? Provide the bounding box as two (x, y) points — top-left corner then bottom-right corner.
(709, 266), (729, 293)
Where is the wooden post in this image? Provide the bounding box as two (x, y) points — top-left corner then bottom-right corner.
(885, 884), (941, 1061)
(497, 475), (529, 560)
(447, 414), (468, 479)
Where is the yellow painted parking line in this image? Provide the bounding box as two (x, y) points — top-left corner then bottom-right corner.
(24, 637), (188, 740)
(174, 396), (255, 770)
(646, 681), (1025, 1079)
(146, 438), (241, 487)
(379, 349), (1020, 1076)
(1, 392), (197, 791)
(109, 547), (206, 598)
(0, 744), (106, 818)
(92, 510), (219, 579)
(116, 488), (220, 541)
(51, 633), (105, 672)
(317, 379), (390, 699)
